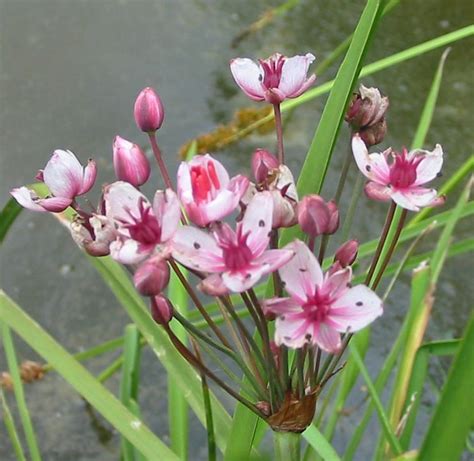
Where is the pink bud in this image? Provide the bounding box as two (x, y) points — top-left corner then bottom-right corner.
(251, 149), (279, 184)
(359, 118), (387, 147)
(298, 195), (340, 237)
(198, 274), (229, 296)
(334, 240), (359, 267)
(134, 87), (164, 133)
(113, 136), (150, 186)
(150, 295), (173, 325)
(134, 259), (170, 296)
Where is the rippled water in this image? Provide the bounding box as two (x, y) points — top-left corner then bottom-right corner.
(1, 0), (473, 459)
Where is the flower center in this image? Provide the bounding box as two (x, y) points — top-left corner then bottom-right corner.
(122, 198), (161, 244)
(215, 223), (253, 271)
(303, 291), (331, 323)
(259, 54), (286, 89)
(389, 149), (422, 189)
(190, 161), (221, 203)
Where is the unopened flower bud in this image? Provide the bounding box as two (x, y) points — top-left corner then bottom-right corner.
(251, 149), (279, 184)
(70, 214), (115, 257)
(134, 258), (170, 296)
(359, 118), (387, 147)
(113, 136), (150, 186)
(298, 195), (339, 237)
(345, 85), (389, 131)
(334, 240), (359, 267)
(134, 87), (164, 133)
(150, 295), (173, 325)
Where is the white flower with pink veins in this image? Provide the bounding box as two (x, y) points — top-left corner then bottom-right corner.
(264, 240), (383, 352)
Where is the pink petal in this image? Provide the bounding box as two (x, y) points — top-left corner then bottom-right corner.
(197, 274), (229, 296)
(105, 181), (150, 223)
(322, 267), (352, 299)
(274, 314), (309, 349)
(176, 161), (193, 203)
(242, 191), (273, 256)
(78, 159), (97, 195)
(263, 297), (301, 316)
(413, 144), (443, 186)
(314, 323), (341, 353)
(352, 135), (390, 184)
(329, 285), (383, 332)
(109, 238), (151, 264)
(202, 154), (230, 189)
(153, 189), (181, 242)
(221, 264), (267, 293)
(364, 181), (392, 202)
(37, 196), (73, 212)
(230, 58), (265, 101)
(278, 240), (323, 303)
(255, 248), (295, 275)
(391, 188), (438, 211)
(172, 226), (225, 272)
(278, 53), (315, 98)
(43, 149), (83, 198)
(11, 187), (47, 212)
(228, 175), (250, 201)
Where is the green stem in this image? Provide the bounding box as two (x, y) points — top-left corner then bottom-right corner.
(274, 431), (301, 461)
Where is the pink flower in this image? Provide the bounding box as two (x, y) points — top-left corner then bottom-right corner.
(177, 154), (249, 227)
(104, 181), (181, 264)
(172, 192), (295, 293)
(297, 195), (339, 238)
(134, 87), (165, 133)
(11, 149), (97, 212)
(113, 136), (150, 186)
(264, 240), (382, 352)
(352, 134), (445, 211)
(230, 53), (316, 104)
(251, 148), (279, 184)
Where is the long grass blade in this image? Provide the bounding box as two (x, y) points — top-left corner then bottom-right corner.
(1, 388), (27, 461)
(302, 424), (342, 461)
(0, 292), (178, 460)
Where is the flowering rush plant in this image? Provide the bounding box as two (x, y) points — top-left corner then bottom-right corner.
(8, 45), (461, 461)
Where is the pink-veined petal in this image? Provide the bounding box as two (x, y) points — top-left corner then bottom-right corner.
(78, 159), (97, 195)
(198, 274), (229, 296)
(10, 187), (47, 212)
(109, 238), (151, 264)
(278, 53), (315, 97)
(172, 226), (225, 272)
(413, 144), (443, 186)
(228, 174), (250, 201)
(274, 314), (310, 349)
(290, 74), (317, 98)
(43, 149), (83, 198)
(322, 267), (352, 299)
(105, 181), (150, 223)
(221, 264), (267, 293)
(176, 161), (193, 203)
(255, 248), (295, 275)
(314, 323), (341, 353)
(242, 191), (273, 256)
(364, 181), (392, 202)
(230, 58), (265, 101)
(352, 135), (390, 184)
(199, 189), (240, 225)
(278, 240), (323, 303)
(153, 189), (181, 242)
(37, 196), (73, 212)
(263, 297), (301, 316)
(391, 188), (438, 211)
(329, 285), (383, 332)
(202, 154), (230, 189)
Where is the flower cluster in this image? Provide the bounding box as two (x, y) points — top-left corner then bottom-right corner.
(11, 52), (446, 431)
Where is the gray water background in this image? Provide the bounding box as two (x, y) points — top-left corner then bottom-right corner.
(1, 0), (473, 459)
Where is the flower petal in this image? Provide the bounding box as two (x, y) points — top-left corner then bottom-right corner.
(43, 149), (83, 198)
(78, 159), (97, 195)
(105, 181), (150, 223)
(278, 53), (315, 97)
(242, 191), (273, 256)
(255, 248), (295, 275)
(221, 264), (267, 293)
(109, 239), (151, 264)
(278, 240), (323, 303)
(364, 181), (392, 202)
(329, 285), (383, 332)
(352, 135), (390, 184)
(172, 226), (225, 272)
(413, 144), (443, 186)
(314, 323), (341, 353)
(153, 189), (181, 242)
(274, 313), (309, 349)
(322, 267), (352, 299)
(11, 187), (46, 212)
(37, 196), (73, 212)
(263, 297), (301, 316)
(230, 58), (265, 101)
(391, 188), (438, 211)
